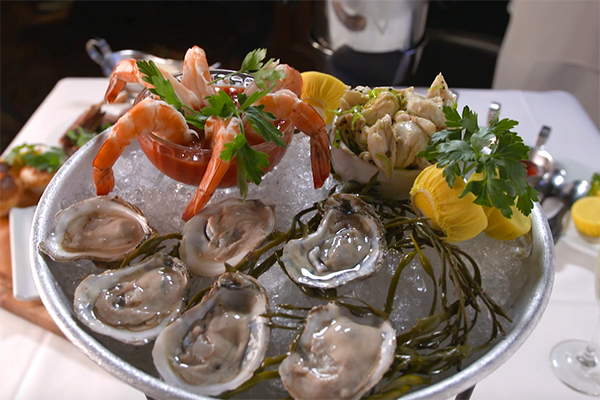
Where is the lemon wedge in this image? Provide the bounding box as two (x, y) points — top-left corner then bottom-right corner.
(571, 196), (600, 237)
(466, 172), (531, 240)
(410, 165), (488, 243)
(483, 205), (531, 240)
(301, 71), (349, 124)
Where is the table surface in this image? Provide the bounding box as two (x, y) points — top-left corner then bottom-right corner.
(2, 78), (600, 400)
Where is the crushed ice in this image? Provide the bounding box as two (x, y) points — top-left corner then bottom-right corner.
(61, 134), (532, 396)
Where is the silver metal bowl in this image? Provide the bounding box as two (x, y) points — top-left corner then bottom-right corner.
(30, 130), (555, 400)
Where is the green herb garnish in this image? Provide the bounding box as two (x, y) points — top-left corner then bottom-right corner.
(588, 172), (600, 196)
(4, 144), (66, 173)
(137, 60), (187, 113)
(66, 126), (97, 148)
(211, 48), (286, 90)
(418, 105), (538, 218)
(136, 49), (288, 200)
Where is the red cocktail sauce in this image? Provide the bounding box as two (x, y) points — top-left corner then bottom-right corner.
(137, 86), (294, 187)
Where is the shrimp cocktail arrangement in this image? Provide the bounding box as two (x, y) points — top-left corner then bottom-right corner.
(92, 46), (330, 221)
(38, 45), (544, 399)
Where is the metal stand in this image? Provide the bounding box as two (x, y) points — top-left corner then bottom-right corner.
(455, 385), (476, 400)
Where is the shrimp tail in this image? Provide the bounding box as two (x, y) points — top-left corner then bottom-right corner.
(257, 89), (331, 189)
(309, 127), (331, 189)
(92, 138), (124, 195)
(105, 60), (146, 103)
(92, 98), (189, 196)
(182, 117), (240, 221)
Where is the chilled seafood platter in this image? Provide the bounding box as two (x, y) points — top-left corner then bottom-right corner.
(31, 46), (553, 400)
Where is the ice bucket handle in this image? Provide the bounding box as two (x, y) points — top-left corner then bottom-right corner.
(86, 37), (113, 66)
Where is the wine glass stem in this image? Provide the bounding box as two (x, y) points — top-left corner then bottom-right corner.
(579, 315), (600, 367)
(578, 346), (598, 368)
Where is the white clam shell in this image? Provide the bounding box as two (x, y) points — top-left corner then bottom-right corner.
(331, 141), (422, 200)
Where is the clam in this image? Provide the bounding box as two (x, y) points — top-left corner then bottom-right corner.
(152, 272), (270, 396)
(281, 193), (386, 289)
(39, 196), (156, 262)
(279, 302), (397, 400)
(179, 198), (275, 277)
(73, 253), (189, 345)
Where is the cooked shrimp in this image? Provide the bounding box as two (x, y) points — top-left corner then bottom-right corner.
(244, 62), (303, 97)
(182, 117), (240, 221)
(256, 89), (331, 189)
(104, 59), (201, 110)
(93, 98), (195, 195)
(181, 46), (216, 107)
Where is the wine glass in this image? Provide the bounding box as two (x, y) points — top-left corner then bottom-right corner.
(550, 250), (600, 395)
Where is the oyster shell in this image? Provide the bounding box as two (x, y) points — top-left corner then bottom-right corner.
(281, 193), (386, 289)
(279, 302), (397, 400)
(179, 198), (275, 277)
(152, 272), (270, 396)
(73, 253), (189, 345)
(39, 196), (156, 262)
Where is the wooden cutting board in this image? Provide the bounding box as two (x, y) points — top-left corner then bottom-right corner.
(0, 215), (63, 337)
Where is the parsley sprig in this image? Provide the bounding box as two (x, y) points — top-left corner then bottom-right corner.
(135, 49), (288, 199)
(210, 49), (286, 90)
(588, 172), (600, 196)
(4, 144), (66, 173)
(418, 105), (538, 218)
(67, 123), (112, 148)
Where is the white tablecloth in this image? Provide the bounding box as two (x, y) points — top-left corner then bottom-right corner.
(2, 78), (599, 400)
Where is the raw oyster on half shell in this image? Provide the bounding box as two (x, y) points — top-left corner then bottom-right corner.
(279, 302), (397, 400)
(152, 272), (270, 396)
(179, 198), (275, 277)
(39, 196), (156, 262)
(73, 253), (189, 345)
(281, 193), (386, 289)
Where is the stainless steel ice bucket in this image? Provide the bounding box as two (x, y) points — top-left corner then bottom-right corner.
(310, 0), (429, 86)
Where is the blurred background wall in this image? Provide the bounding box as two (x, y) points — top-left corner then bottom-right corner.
(2, 0), (596, 154)
(493, 0), (600, 129)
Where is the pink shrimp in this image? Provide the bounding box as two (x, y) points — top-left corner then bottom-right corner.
(104, 59), (201, 110)
(182, 117), (240, 221)
(255, 89), (331, 189)
(93, 98), (195, 195)
(244, 62), (303, 97)
(181, 46), (216, 107)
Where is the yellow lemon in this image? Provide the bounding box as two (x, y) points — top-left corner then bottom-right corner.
(468, 172), (531, 240)
(571, 196), (600, 237)
(483, 205), (531, 240)
(410, 165), (488, 243)
(301, 71), (349, 124)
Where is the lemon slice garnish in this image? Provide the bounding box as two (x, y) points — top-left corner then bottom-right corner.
(301, 71), (349, 124)
(483, 205), (532, 240)
(571, 196), (600, 237)
(410, 165), (488, 243)
(466, 172), (531, 240)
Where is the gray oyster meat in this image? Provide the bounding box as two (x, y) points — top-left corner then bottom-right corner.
(179, 198), (275, 277)
(73, 253), (189, 345)
(39, 196), (156, 262)
(152, 271), (270, 396)
(281, 193), (386, 289)
(279, 302), (397, 400)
